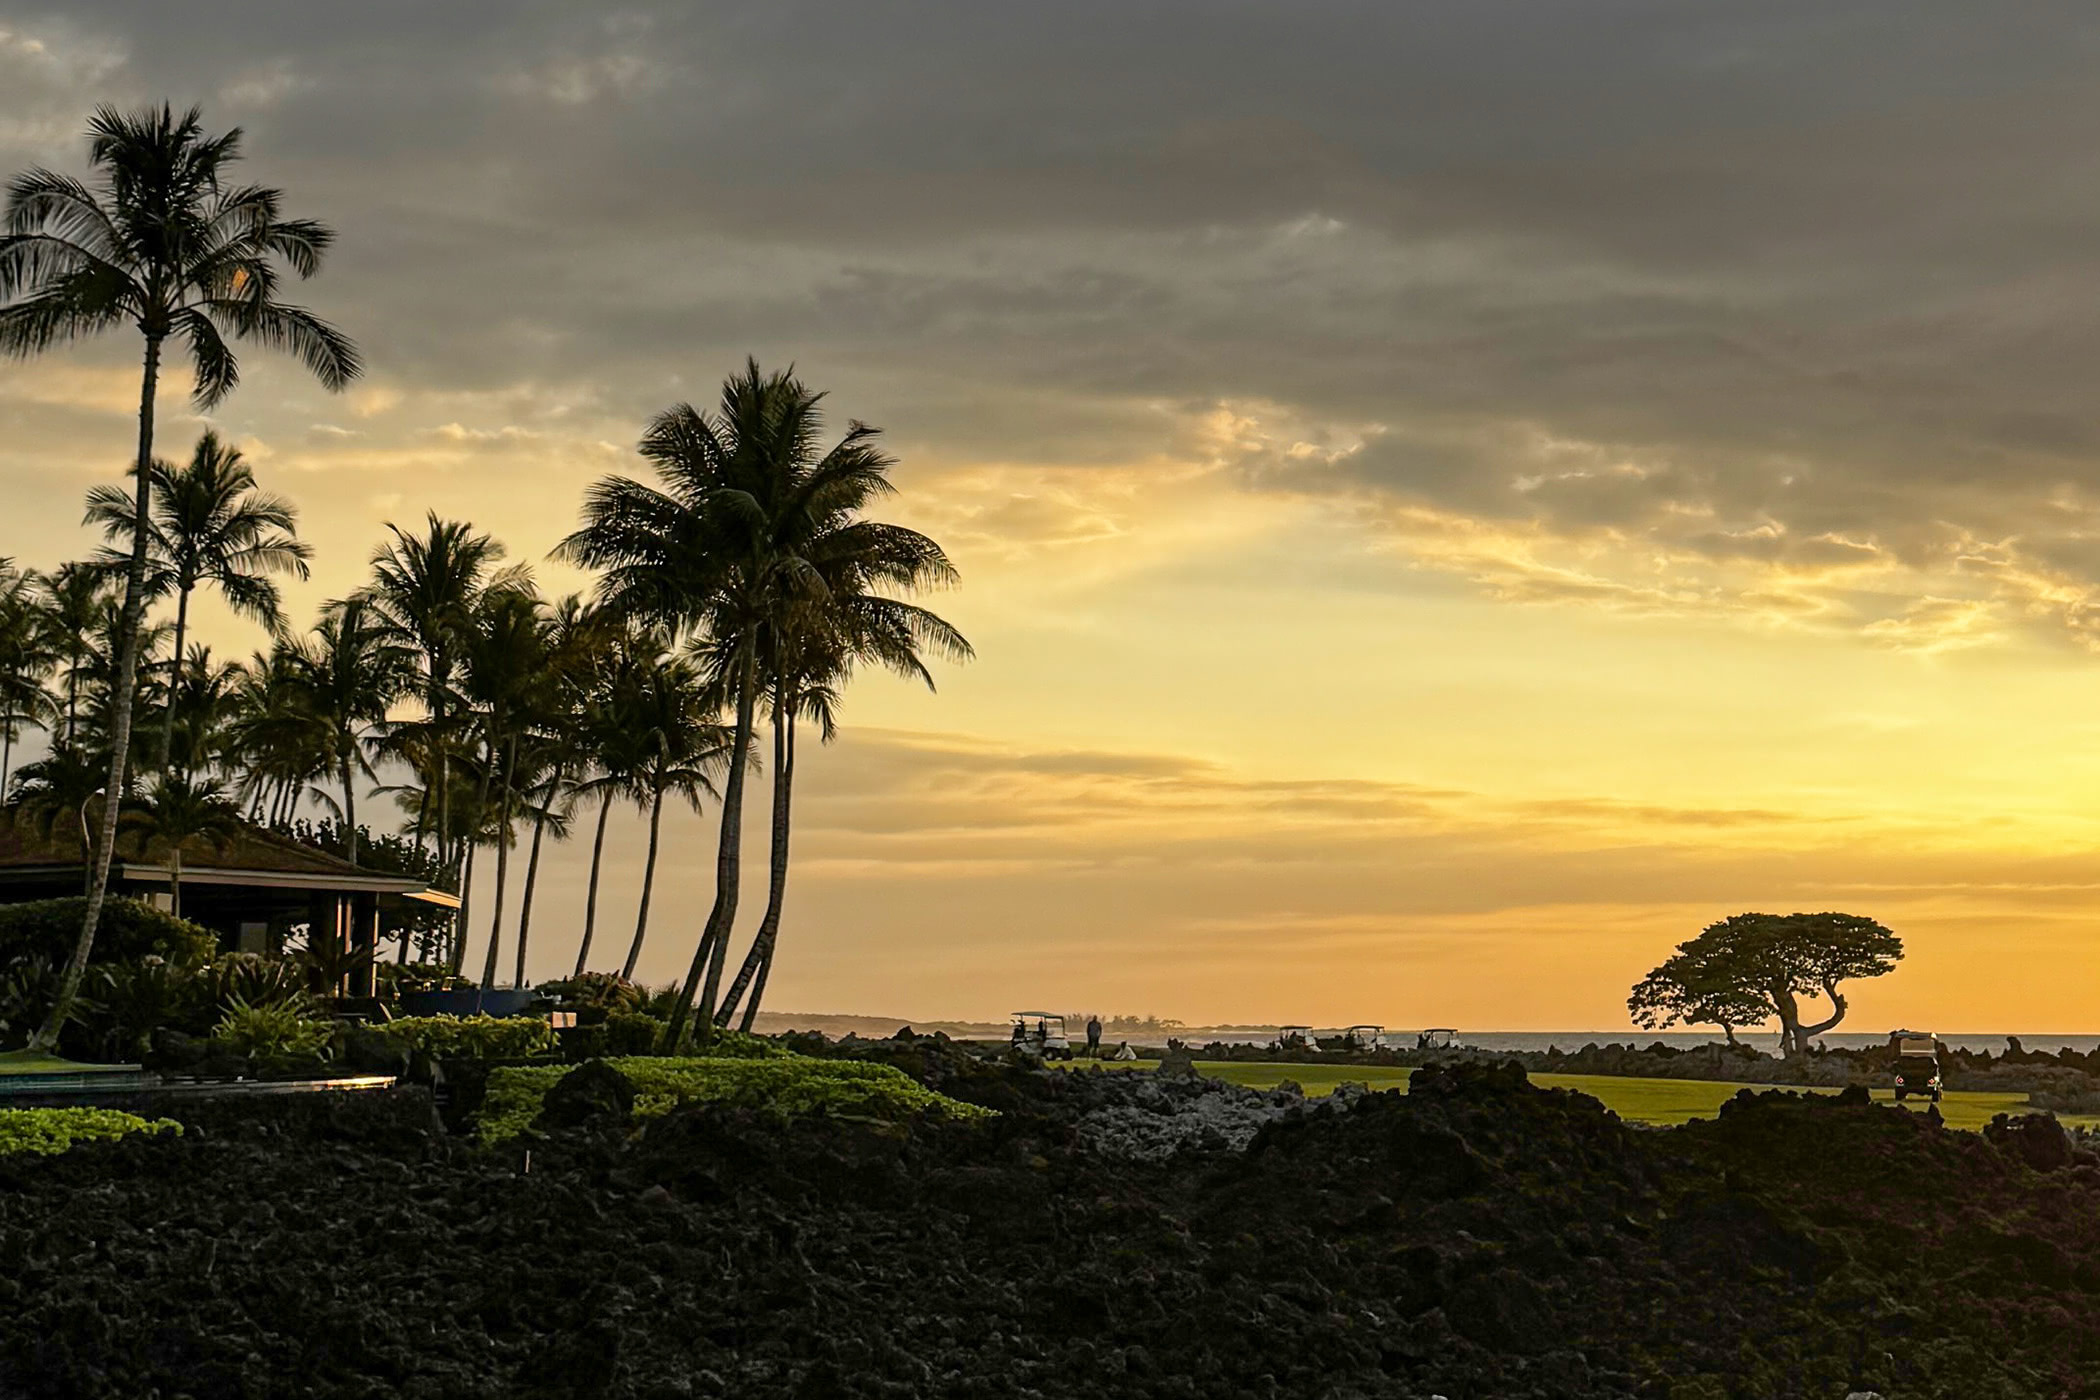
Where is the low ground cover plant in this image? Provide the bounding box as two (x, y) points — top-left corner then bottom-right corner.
(0, 1107), (181, 1156)
(382, 1013), (558, 1060)
(210, 993), (333, 1065)
(479, 1054), (994, 1143)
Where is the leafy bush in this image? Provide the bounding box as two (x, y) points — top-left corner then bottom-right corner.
(478, 1054), (994, 1143)
(88, 957), (203, 1060)
(604, 1010), (665, 1055)
(210, 993), (333, 1064)
(381, 1013), (557, 1061)
(535, 971), (643, 1011)
(0, 1107), (181, 1156)
(201, 953), (308, 1014)
(0, 897), (216, 969)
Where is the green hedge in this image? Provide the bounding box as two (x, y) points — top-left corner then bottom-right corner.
(479, 1054), (994, 1143)
(0, 1107), (182, 1156)
(0, 897), (217, 969)
(382, 1013), (558, 1061)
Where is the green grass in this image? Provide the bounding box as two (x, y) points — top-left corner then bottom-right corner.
(0, 1049), (140, 1077)
(1054, 1059), (2090, 1133)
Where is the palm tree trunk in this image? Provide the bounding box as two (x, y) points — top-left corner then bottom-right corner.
(33, 333), (162, 1052)
(158, 584), (190, 773)
(64, 669), (77, 750)
(514, 769), (555, 988)
(480, 735), (517, 991)
(169, 847), (182, 921)
(572, 787), (614, 976)
(2, 724), (12, 797)
(621, 784), (666, 981)
(450, 734), (494, 978)
(340, 755), (359, 866)
(719, 704), (793, 1026)
(738, 944), (775, 1035)
(668, 639), (758, 1049)
(452, 840), (476, 976)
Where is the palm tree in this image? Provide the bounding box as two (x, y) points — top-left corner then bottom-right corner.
(84, 429), (311, 769)
(0, 103), (359, 1050)
(713, 509), (971, 1029)
(294, 599), (414, 867)
(123, 770), (242, 919)
(364, 515), (510, 878)
(619, 656), (726, 982)
(566, 641), (652, 977)
(511, 595), (608, 986)
(458, 586), (551, 990)
(559, 360), (903, 1046)
(37, 563), (107, 750)
(0, 565), (58, 793)
(159, 643), (244, 779)
(223, 642), (326, 827)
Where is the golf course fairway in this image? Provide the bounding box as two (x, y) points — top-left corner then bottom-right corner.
(1056, 1059), (2089, 1133)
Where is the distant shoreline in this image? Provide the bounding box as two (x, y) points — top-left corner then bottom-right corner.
(749, 1013), (2100, 1056)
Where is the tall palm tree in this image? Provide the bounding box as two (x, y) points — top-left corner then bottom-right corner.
(0, 103), (358, 1050)
(294, 599), (414, 867)
(619, 656), (727, 982)
(37, 563), (107, 751)
(559, 360), (902, 1046)
(122, 770), (242, 919)
(713, 509), (971, 1029)
(0, 565), (58, 793)
(84, 429), (311, 769)
(364, 515), (509, 878)
(566, 639), (653, 977)
(511, 595), (607, 986)
(458, 586), (551, 990)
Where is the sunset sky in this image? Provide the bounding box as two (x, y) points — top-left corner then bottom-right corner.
(6, 3), (2100, 1030)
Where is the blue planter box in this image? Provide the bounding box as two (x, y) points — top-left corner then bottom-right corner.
(398, 988), (540, 1019)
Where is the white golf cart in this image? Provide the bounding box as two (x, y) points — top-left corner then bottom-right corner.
(1342, 1024), (1386, 1052)
(1272, 1025), (1319, 1053)
(1009, 1012), (1073, 1061)
(1416, 1028), (1462, 1051)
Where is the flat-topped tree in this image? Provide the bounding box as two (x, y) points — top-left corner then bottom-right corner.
(1630, 911), (1902, 1057)
(0, 103), (359, 1050)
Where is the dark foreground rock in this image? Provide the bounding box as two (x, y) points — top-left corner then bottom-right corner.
(1, 1063), (2098, 1398)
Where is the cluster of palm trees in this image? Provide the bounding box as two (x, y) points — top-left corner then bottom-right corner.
(0, 103), (969, 1049)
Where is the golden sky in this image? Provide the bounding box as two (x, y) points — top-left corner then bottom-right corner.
(6, 4), (2100, 1028)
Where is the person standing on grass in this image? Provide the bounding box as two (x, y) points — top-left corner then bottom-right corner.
(1086, 1014), (1103, 1058)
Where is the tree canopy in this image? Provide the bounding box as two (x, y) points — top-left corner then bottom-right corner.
(1628, 911), (1902, 1056)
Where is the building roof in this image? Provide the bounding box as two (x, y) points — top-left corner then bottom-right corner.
(0, 808), (456, 903)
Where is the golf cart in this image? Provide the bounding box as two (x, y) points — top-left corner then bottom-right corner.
(1889, 1029), (1944, 1103)
(1342, 1024), (1386, 1052)
(1272, 1025), (1319, 1053)
(1009, 1012), (1073, 1061)
(1417, 1028), (1462, 1051)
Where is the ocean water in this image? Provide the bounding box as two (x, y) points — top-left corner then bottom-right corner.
(1180, 1030), (2100, 1055)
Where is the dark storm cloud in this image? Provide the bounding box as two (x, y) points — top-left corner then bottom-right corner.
(11, 1), (2100, 617)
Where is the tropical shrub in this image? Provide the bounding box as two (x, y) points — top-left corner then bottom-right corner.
(201, 953), (308, 1015)
(0, 896), (216, 969)
(0, 1107), (181, 1156)
(380, 1013), (557, 1061)
(88, 957), (203, 1060)
(536, 971), (643, 1011)
(604, 1010), (666, 1056)
(210, 993), (333, 1064)
(478, 1054), (993, 1143)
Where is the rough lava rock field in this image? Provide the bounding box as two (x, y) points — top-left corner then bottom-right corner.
(2, 1040), (2098, 1399)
